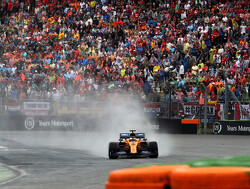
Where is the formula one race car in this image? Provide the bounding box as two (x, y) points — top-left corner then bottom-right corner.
(108, 130), (158, 159)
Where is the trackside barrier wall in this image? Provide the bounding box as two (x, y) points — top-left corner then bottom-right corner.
(0, 115), (99, 131)
(213, 120), (250, 135)
(149, 118), (197, 134)
(0, 115), (197, 134)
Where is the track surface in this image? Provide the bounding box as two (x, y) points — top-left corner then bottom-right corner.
(0, 131), (250, 189)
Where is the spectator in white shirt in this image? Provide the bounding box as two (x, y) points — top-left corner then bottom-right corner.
(179, 62), (184, 79)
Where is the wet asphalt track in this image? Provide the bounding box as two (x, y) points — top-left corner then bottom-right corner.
(0, 131), (250, 189)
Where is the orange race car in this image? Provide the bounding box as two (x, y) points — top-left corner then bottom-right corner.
(108, 130), (158, 159)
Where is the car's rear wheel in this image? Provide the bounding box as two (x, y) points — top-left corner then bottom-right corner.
(109, 142), (119, 159)
(148, 141), (158, 158)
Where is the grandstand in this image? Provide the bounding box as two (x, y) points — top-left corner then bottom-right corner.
(0, 0), (249, 121)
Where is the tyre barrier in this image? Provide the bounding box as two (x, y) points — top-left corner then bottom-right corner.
(171, 167), (250, 189)
(105, 156), (250, 189)
(105, 165), (189, 189)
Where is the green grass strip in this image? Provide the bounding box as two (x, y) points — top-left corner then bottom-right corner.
(134, 156), (250, 168)
(0, 165), (17, 184)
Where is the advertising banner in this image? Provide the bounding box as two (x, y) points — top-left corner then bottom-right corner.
(57, 102), (107, 116)
(24, 117), (74, 131)
(5, 101), (21, 114)
(23, 101), (50, 116)
(213, 121), (250, 135)
(163, 102), (184, 117)
(234, 104), (250, 120)
(216, 104), (224, 120)
(148, 118), (197, 134)
(0, 115), (195, 134)
(183, 103), (215, 123)
(143, 103), (163, 117)
(0, 115), (99, 131)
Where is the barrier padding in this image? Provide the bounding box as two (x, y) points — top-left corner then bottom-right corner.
(181, 119), (200, 124)
(105, 165), (189, 189)
(171, 167), (250, 189)
(106, 182), (164, 189)
(106, 156), (250, 189)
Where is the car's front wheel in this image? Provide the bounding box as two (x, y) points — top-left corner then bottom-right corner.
(148, 141), (158, 158)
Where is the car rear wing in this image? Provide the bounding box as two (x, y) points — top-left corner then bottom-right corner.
(120, 133), (145, 138)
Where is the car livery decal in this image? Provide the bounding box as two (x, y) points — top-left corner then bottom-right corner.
(136, 133), (145, 138)
(120, 133), (130, 138)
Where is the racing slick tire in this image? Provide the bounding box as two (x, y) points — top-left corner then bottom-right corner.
(148, 141), (158, 158)
(109, 142), (119, 159)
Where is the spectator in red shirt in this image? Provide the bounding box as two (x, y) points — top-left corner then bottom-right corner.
(210, 91), (218, 101)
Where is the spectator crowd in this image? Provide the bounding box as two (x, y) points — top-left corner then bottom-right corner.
(0, 0), (249, 104)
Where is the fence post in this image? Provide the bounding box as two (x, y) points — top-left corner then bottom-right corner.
(201, 83), (208, 134)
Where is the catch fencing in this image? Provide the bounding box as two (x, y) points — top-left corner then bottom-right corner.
(1, 94), (249, 122)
